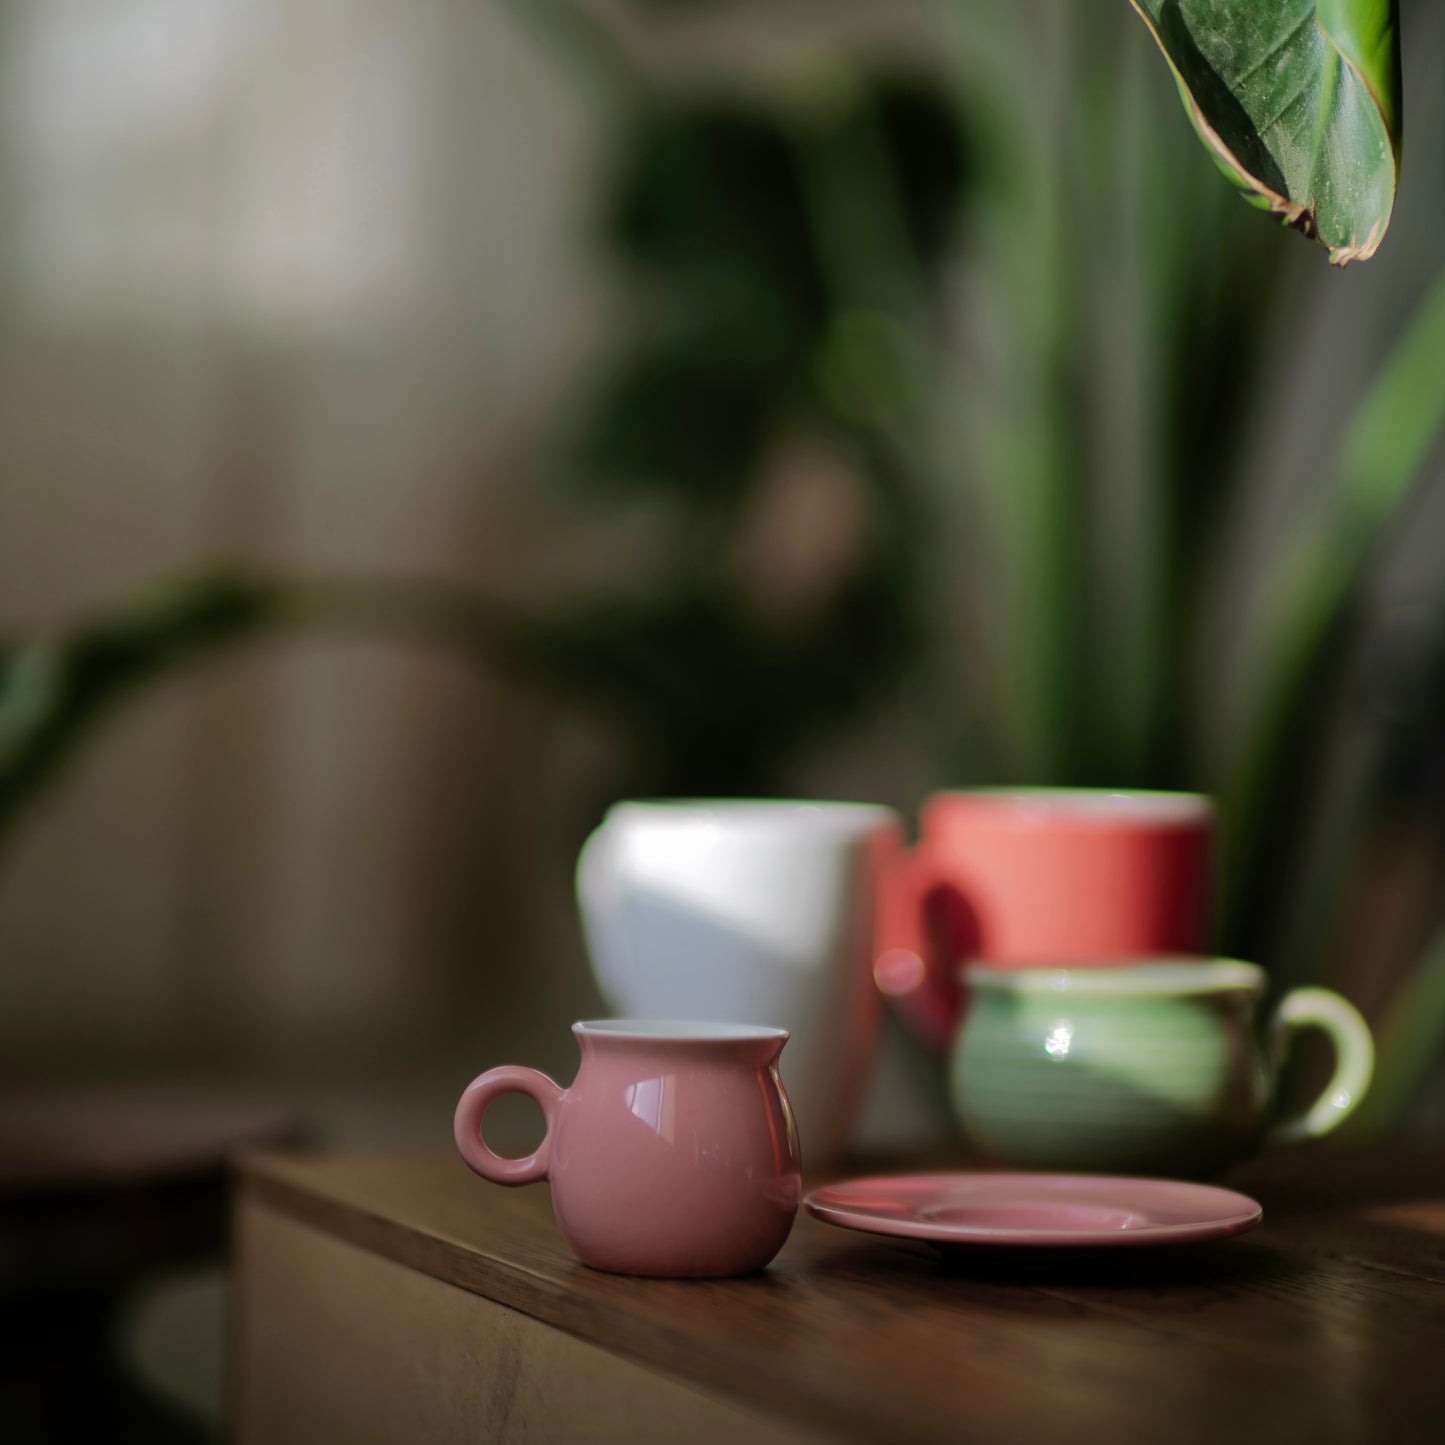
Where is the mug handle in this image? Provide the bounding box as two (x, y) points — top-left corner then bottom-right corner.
(1266, 988), (1375, 1146)
(873, 843), (962, 1056)
(454, 1066), (564, 1185)
(576, 818), (631, 1009)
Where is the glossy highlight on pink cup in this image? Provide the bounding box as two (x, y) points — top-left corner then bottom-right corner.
(454, 1020), (802, 1277)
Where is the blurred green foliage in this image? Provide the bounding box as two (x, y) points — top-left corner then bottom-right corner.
(542, 70), (965, 789)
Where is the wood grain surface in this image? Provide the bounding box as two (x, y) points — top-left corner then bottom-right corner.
(232, 1201), (827, 1445)
(235, 1147), (1445, 1445)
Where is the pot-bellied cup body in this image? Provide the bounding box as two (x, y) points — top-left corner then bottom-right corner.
(454, 1021), (801, 1277)
(951, 961), (1374, 1177)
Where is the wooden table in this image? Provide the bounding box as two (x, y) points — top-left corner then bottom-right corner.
(232, 1147), (1445, 1444)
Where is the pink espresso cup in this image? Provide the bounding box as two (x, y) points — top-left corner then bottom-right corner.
(454, 1020), (802, 1277)
(874, 789), (1215, 1054)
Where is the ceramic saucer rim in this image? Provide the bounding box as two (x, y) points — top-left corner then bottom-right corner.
(803, 1171), (1264, 1249)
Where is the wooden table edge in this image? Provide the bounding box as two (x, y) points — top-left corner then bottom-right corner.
(232, 1150), (886, 1443)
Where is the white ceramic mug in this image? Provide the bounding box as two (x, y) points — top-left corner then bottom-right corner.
(576, 799), (901, 1163)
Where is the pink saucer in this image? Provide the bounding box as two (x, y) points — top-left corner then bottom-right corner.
(804, 1172), (1263, 1249)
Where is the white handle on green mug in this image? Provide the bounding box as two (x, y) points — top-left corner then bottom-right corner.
(1267, 987), (1374, 1145)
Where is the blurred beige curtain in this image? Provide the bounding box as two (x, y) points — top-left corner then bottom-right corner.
(0, 0), (605, 1082)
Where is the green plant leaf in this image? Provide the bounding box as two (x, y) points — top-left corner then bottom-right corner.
(1128, 1), (1401, 265)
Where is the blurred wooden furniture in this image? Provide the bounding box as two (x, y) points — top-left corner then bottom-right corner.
(0, 1089), (294, 1444)
(232, 1146), (1445, 1444)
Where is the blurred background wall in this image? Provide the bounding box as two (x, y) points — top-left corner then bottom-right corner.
(0, 0), (610, 1099)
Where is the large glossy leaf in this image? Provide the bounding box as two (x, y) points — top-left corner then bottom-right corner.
(1129, 1), (1401, 265)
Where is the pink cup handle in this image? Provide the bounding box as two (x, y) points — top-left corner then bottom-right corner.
(874, 844), (963, 1056)
(454, 1066), (564, 1186)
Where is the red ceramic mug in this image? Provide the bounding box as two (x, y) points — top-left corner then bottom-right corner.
(874, 789), (1215, 1053)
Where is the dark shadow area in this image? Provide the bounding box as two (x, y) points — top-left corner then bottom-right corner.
(805, 1233), (1302, 1293)
(1, 1286), (210, 1445)
(1227, 1144), (1445, 1213)
(0, 1091), (298, 1445)
(922, 878), (978, 1026)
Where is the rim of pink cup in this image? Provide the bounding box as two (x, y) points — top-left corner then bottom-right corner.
(573, 1019), (790, 1043)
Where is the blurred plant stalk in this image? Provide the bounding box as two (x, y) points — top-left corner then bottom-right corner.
(0, 575), (520, 854)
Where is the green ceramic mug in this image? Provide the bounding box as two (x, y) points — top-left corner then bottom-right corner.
(950, 959), (1374, 1176)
